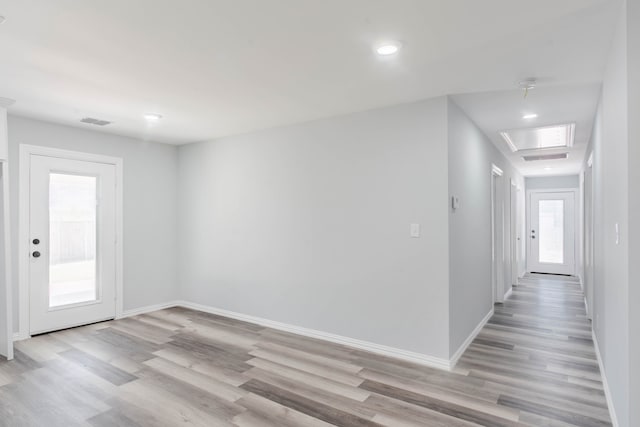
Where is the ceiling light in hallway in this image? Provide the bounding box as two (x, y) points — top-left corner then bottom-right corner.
(143, 113), (162, 122)
(523, 113), (538, 119)
(375, 43), (401, 56)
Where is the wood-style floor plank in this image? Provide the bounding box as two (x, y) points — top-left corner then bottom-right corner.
(0, 274), (612, 426)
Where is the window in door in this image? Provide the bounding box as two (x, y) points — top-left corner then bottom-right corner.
(48, 173), (98, 308)
(538, 199), (564, 264)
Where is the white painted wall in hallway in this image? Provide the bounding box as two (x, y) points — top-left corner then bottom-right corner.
(447, 98), (525, 356)
(587, 3), (630, 424)
(626, 1), (640, 425)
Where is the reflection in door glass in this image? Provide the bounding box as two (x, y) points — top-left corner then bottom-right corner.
(539, 200), (564, 264)
(49, 173), (97, 307)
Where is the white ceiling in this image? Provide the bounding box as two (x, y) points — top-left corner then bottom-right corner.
(451, 83), (602, 177)
(0, 0), (620, 145)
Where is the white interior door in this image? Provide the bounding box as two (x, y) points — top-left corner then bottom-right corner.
(29, 154), (116, 335)
(528, 191), (575, 275)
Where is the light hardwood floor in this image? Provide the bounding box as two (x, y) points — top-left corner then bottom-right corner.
(0, 274), (611, 426)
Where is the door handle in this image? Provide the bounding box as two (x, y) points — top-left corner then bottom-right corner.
(32, 251), (41, 258)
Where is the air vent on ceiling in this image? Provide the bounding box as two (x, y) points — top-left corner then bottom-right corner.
(80, 117), (111, 126)
(522, 153), (569, 162)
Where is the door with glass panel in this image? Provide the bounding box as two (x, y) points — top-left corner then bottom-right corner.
(29, 154), (116, 334)
(528, 191), (575, 275)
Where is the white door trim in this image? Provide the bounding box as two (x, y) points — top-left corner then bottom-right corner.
(510, 179), (518, 287)
(491, 164), (504, 303)
(18, 145), (123, 340)
(1, 161), (13, 359)
(525, 188), (578, 276)
(585, 152), (594, 318)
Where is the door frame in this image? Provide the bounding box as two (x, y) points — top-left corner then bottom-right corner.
(510, 179), (519, 287)
(585, 152), (594, 318)
(491, 164), (505, 303)
(17, 145), (123, 340)
(1, 161), (13, 359)
(525, 188), (578, 276)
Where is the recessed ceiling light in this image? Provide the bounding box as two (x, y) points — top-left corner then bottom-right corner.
(143, 113), (162, 121)
(522, 113), (538, 119)
(376, 43), (401, 56)
(544, 166), (553, 170)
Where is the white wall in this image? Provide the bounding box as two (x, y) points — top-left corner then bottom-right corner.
(447, 98), (524, 356)
(626, 1), (639, 425)
(7, 116), (179, 332)
(178, 97), (451, 359)
(586, 3), (630, 425)
(525, 175), (579, 190)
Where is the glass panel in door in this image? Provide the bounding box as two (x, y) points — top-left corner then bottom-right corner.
(538, 199), (564, 264)
(48, 173), (98, 308)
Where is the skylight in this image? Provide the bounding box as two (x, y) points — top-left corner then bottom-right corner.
(500, 123), (575, 152)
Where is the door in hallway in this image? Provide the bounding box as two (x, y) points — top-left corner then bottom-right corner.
(527, 191), (576, 275)
(28, 153), (117, 335)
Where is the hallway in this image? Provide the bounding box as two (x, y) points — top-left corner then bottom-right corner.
(458, 274), (611, 426)
(0, 275), (610, 426)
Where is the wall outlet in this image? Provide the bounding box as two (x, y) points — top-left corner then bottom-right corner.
(410, 223), (420, 238)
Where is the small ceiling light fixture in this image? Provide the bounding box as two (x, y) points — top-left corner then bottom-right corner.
(143, 113), (162, 122)
(544, 166), (553, 171)
(522, 113), (538, 119)
(518, 78), (537, 98)
(376, 42), (401, 56)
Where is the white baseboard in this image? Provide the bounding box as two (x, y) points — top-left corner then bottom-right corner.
(176, 300), (452, 371)
(119, 300), (181, 319)
(13, 299), (458, 371)
(449, 308), (494, 368)
(12, 332), (28, 342)
(583, 296), (590, 319)
(504, 287), (513, 300)
(592, 330), (619, 427)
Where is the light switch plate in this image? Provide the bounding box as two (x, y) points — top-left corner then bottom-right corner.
(452, 196), (460, 210)
(410, 223), (420, 238)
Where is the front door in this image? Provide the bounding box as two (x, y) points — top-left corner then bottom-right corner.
(29, 154), (116, 334)
(528, 191), (575, 275)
